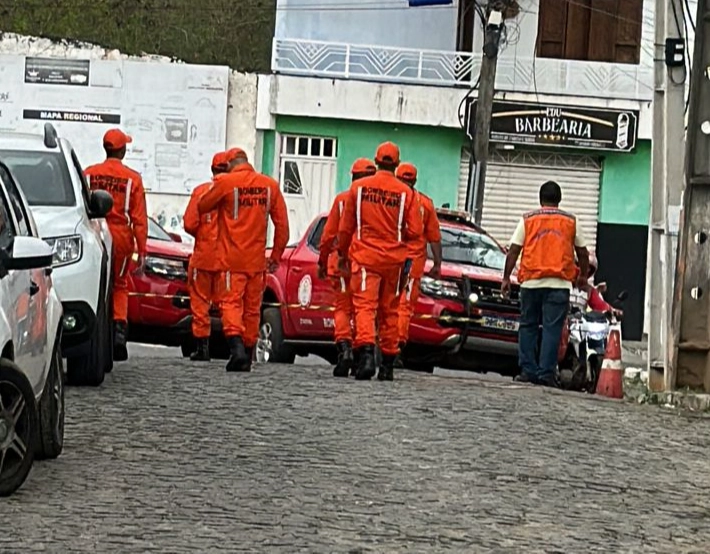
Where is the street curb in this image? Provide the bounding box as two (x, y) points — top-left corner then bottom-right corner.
(623, 374), (710, 413)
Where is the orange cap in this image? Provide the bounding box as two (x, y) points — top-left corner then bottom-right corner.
(103, 128), (132, 150)
(211, 151), (229, 170)
(224, 147), (248, 163)
(375, 142), (400, 165)
(350, 158), (376, 176)
(396, 162), (417, 182)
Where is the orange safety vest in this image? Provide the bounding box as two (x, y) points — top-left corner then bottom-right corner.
(518, 208), (577, 283)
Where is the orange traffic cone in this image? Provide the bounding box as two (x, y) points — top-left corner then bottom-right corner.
(595, 325), (624, 399)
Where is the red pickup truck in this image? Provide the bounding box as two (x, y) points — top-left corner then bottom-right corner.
(259, 208), (521, 375)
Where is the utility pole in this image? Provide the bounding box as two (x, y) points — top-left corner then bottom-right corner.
(646, 0), (687, 391)
(467, 1), (505, 224)
(669, 0), (710, 392)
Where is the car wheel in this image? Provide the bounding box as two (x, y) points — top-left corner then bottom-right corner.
(180, 340), (193, 359)
(256, 308), (295, 364)
(66, 296), (107, 387)
(36, 337), (65, 460)
(0, 358), (38, 497)
(104, 284), (114, 374)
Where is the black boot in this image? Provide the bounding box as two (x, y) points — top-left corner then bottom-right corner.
(393, 342), (406, 369)
(226, 336), (249, 372)
(333, 341), (354, 378)
(189, 338), (210, 362)
(350, 348), (360, 377)
(244, 346), (254, 372)
(378, 354), (396, 381)
(113, 321), (128, 362)
(355, 345), (377, 381)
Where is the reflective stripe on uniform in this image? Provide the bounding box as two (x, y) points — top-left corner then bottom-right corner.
(226, 271), (231, 292)
(340, 276), (346, 293)
(356, 187), (363, 240)
(360, 267), (366, 292)
(119, 257), (129, 277)
(232, 189), (239, 219)
(124, 178), (132, 223)
(338, 200), (344, 216)
(266, 187), (272, 217)
(397, 192), (406, 243)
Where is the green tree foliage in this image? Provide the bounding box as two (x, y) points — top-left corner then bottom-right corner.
(0, 0), (276, 72)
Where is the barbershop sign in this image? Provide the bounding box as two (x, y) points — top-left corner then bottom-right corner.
(465, 99), (639, 152)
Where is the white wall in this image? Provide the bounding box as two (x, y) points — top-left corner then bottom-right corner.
(275, 0), (459, 51)
(0, 33), (258, 237)
(262, 73), (652, 140)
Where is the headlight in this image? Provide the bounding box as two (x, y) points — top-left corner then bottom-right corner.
(44, 235), (82, 267)
(145, 256), (187, 279)
(419, 277), (461, 299)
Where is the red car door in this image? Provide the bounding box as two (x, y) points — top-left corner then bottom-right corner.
(284, 217), (336, 339)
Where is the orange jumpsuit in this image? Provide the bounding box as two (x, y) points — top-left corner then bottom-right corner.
(318, 190), (354, 344)
(85, 159), (148, 322)
(183, 181), (223, 339)
(399, 192), (441, 343)
(338, 171), (423, 355)
(198, 162), (289, 347)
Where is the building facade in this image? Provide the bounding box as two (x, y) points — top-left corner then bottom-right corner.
(256, 0), (655, 339)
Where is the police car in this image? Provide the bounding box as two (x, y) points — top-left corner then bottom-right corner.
(0, 124), (114, 387)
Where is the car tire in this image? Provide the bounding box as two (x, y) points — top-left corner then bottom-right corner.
(257, 308), (296, 364)
(180, 340), (193, 359)
(36, 336), (65, 460)
(66, 295), (108, 387)
(104, 283), (114, 374)
(0, 358), (38, 497)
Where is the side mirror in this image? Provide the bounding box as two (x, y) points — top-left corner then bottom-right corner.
(168, 232), (183, 243)
(2, 236), (54, 271)
(617, 290), (629, 302)
(89, 190), (114, 219)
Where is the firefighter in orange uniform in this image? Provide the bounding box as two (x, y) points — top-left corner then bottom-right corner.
(198, 148), (289, 372)
(182, 151), (229, 362)
(318, 158), (377, 378)
(337, 142), (423, 381)
(85, 129), (148, 362)
(395, 162), (442, 367)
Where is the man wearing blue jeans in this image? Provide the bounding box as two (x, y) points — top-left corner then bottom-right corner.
(501, 181), (589, 387)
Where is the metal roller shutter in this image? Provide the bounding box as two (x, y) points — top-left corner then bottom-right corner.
(481, 150), (601, 249)
(457, 148), (471, 211)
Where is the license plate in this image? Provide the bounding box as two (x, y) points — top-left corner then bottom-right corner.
(480, 316), (519, 332)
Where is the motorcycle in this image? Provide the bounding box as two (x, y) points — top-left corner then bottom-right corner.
(558, 290), (628, 393)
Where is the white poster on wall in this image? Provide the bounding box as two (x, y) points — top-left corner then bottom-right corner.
(0, 54), (229, 195)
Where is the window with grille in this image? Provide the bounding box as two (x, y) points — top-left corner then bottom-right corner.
(279, 135), (337, 196)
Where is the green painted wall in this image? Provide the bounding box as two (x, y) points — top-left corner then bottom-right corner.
(261, 130), (275, 175)
(598, 140), (651, 226)
(271, 116), (466, 208)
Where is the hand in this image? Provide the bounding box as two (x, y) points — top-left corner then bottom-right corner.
(266, 258), (279, 273)
(133, 253), (145, 276)
(317, 263), (327, 280)
(427, 263), (442, 280)
(501, 277), (511, 298)
(613, 308), (624, 318)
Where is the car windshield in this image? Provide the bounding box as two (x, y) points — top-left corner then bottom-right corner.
(148, 218), (173, 241)
(0, 150), (76, 207)
(433, 225), (506, 270)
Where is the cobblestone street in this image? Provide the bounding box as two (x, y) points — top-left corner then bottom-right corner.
(3, 345), (710, 553)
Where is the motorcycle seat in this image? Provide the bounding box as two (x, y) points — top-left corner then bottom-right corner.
(584, 311), (609, 323)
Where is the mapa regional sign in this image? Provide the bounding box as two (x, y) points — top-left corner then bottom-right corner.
(465, 99), (639, 152)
